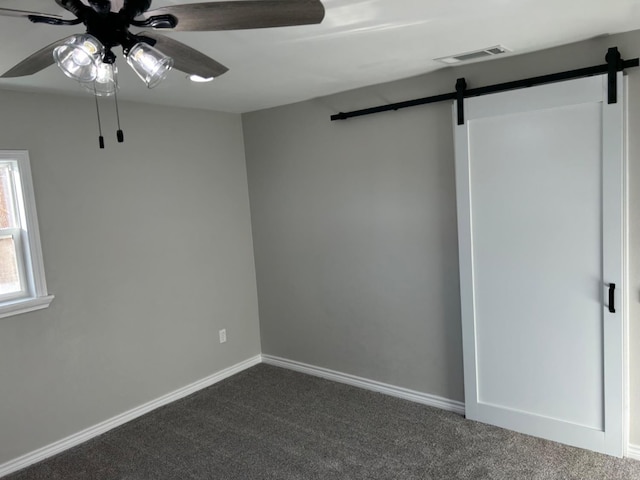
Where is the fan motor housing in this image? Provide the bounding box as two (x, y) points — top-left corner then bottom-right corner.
(85, 11), (139, 55)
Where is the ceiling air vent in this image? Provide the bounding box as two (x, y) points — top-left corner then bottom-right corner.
(436, 45), (510, 65)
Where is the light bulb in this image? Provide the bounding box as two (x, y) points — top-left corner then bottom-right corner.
(188, 75), (214, 83)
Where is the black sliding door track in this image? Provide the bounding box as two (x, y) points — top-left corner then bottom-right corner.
(330, 47), (638, 123)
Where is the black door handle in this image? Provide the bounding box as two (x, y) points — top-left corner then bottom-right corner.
(609, 283), (616, 313)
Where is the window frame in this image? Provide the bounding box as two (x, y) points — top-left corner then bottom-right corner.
(0, 151), (53, 318)
(0, 228), (28, 302)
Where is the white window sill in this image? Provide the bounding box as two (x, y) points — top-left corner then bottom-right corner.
(0, 295), (54, 319)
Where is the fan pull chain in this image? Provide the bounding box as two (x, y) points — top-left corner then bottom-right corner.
(93, 84), (105, 149)
(113, 69), (124, 143)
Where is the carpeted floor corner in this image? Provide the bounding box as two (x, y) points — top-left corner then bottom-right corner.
(5, 364), (640, 479)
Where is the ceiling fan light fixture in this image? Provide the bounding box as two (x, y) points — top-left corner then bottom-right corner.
(126, 43), (174, 89)
(188, 74), (214, 83)
(81, 62), (118, 97)
(53, 34), (104, 83)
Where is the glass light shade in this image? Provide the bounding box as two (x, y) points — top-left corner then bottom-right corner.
(81, 62), (118, 96)
(53, 34), (104, 83)
(126, 43), (173, 89)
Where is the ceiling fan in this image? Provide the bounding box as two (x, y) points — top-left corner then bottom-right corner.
(0, 0), (326, 88)
(0, 0), (325, 147)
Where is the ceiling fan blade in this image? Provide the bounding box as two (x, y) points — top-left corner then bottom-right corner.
(140, 0), (325, 32)
(139, 32), (229, 78)
(0, 7), (63, 18)
(1, 38), (68, 78)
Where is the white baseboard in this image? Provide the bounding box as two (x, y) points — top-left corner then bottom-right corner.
(261, 354), (465, 416)
(627, 443), (640, 461)
(262, 356), (640, 458)
(0, 354), (262, 478)
(5, 352), (635, 475)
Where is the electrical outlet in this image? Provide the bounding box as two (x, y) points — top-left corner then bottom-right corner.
(219, 329), (227, 344)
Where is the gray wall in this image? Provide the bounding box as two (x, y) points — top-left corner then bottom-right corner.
(243, 30), (640, 444)
(0, 90), (261, 465)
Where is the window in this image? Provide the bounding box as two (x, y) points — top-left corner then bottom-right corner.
(0, 151), (53, 317)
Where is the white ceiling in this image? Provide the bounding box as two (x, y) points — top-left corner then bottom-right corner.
(0, 0), (639, 113)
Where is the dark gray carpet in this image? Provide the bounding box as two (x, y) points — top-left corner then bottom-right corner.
(5, 364), (640, 479)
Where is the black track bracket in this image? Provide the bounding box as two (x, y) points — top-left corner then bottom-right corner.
(606, 47), (622, 104)
(456, 78), (467, 126)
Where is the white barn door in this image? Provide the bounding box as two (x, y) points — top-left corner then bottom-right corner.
(453, 74), (624, 456)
